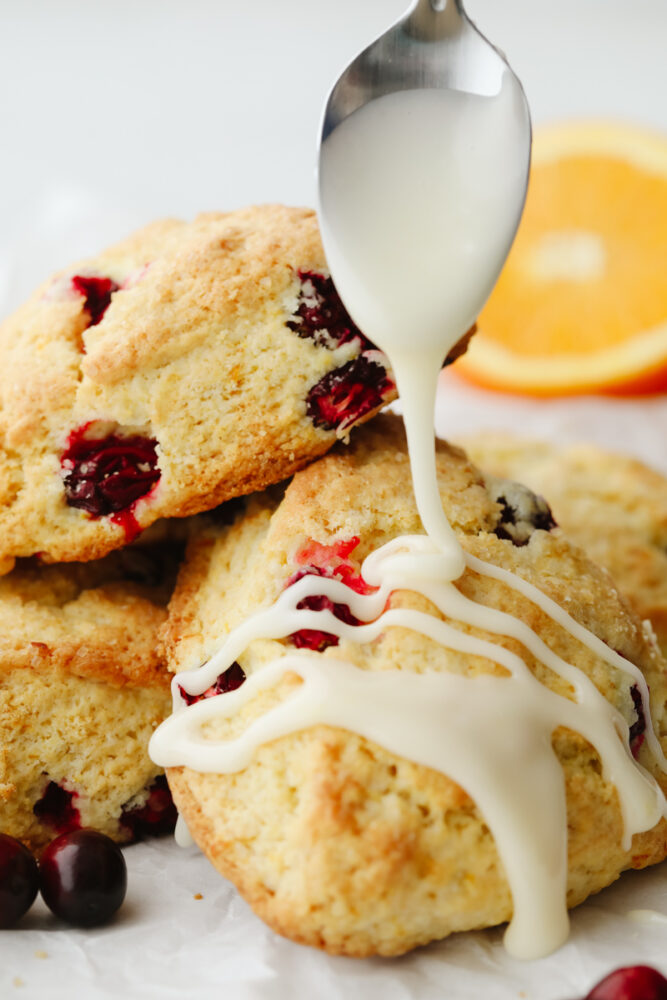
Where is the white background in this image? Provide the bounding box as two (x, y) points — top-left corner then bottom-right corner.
(1, 2), (667, 998)
(2, 0), (667, 318)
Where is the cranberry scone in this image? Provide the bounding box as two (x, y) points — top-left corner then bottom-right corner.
(0, 203), (432, 570)
(154, 415), (667, 958)
(459, 434), (667, 657)
(0, 544), (181, 850)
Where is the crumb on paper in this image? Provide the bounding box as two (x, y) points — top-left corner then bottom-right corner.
(34, 951), (48, 960)
(13, 977), (24, 988)
(194, 893), (204, 900)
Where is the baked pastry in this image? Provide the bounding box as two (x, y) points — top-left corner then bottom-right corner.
(458, 434), (667, 656)
(0, 543), (181, 850)
(156, 415), (667, 957)
(0, 204), (412, 572)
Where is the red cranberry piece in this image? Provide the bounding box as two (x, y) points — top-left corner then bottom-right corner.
(120, 776), (177, 840)
(306, 355), (394, 432)
(33, 781), (81, 835)
(61, 424), (160, 519)
(287, 567), (362, 651)
(287, 271), (374, 351)
(39, 830), (127, 927)
(629, 685), (646, 756)
(582, 965), (667, 999)
(178, 662), (246, 706)
(71, 275), (119, 327)
(286, 538), (374, 650)
(294, 537), (375, 595)
(0, 835), (39, 928)
(296, 536), (361, 570)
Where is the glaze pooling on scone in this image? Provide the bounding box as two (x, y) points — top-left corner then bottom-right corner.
(151, 417), (667, 960)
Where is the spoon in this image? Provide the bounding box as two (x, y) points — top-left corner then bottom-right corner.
(317, 0), (531, 565)
(320, 0), (530, 142)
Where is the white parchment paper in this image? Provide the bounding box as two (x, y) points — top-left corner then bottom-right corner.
(3, 836), (667, 1000)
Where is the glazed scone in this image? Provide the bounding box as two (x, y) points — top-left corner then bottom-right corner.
(0, 204), (414, 570)
(458, 434), (667, 656)
(158, 415), (667, 958)
(0, 544), (182, 850)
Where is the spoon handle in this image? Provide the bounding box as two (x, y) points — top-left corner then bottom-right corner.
(408, 0), (466, 40)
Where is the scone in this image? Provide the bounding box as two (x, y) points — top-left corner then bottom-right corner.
(458, 434), (667, 656)
(0, 204), (411, 572)
(155, 415), (667, 957)
(0, 543), (182, 850)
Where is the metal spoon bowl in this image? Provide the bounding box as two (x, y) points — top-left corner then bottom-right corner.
(321, 0), (530, 147)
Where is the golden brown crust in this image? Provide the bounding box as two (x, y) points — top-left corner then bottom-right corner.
(0, 205), (399, 568)
(163, 414), (667, 956)
(0, 545), (182, 689)
(0, 543), (180, 849)
(0, 665), (171, 851)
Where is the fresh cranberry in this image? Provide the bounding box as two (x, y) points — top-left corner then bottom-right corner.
(71, 275), (119, 327)
(61, 424), (160, 528)
(120, 776), (177, 840)
(306, 355), (394, 432)
(581, 965), (667, 999)
(287, 271), (374, 351)
(33, 781), (81, 835)
(178, 662), (246, 706)
(39, 830), (127, 927)
(629, 685), (646, 756)
(0, 835), (39, 928)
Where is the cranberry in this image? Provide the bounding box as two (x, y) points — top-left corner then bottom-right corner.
(294, 537), (374, 595)
(491, 487), (557, 547)
(287, 271), (374, 351)
(61, 424), (160, 528)
(306, 355), (394, 432)
(120, 776), (177, 840)
(287, 567), (362, 651)
(286, 537), (375, 650)
(39, 830), (127, 927)
(33, 781), (81, 835)
(71, 275), (119, 327)
(629, 685), (646, 756)
(0, 835), (39, 928)
(178, 662), (246, 706)
(581, 965), (667, 999)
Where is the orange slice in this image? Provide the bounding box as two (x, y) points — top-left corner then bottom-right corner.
(455, 121), (667, 395)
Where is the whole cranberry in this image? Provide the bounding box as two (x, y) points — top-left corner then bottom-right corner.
(39, 830), (127, 927)
(582, 965), (667, 999)
(0, 834), (39, 927)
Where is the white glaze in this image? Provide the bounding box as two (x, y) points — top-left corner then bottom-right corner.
(318, 78), (529, 553)
(150, 75), (667, 960)
(151, 537), (667, 959)
(174, 813), (194, 849)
